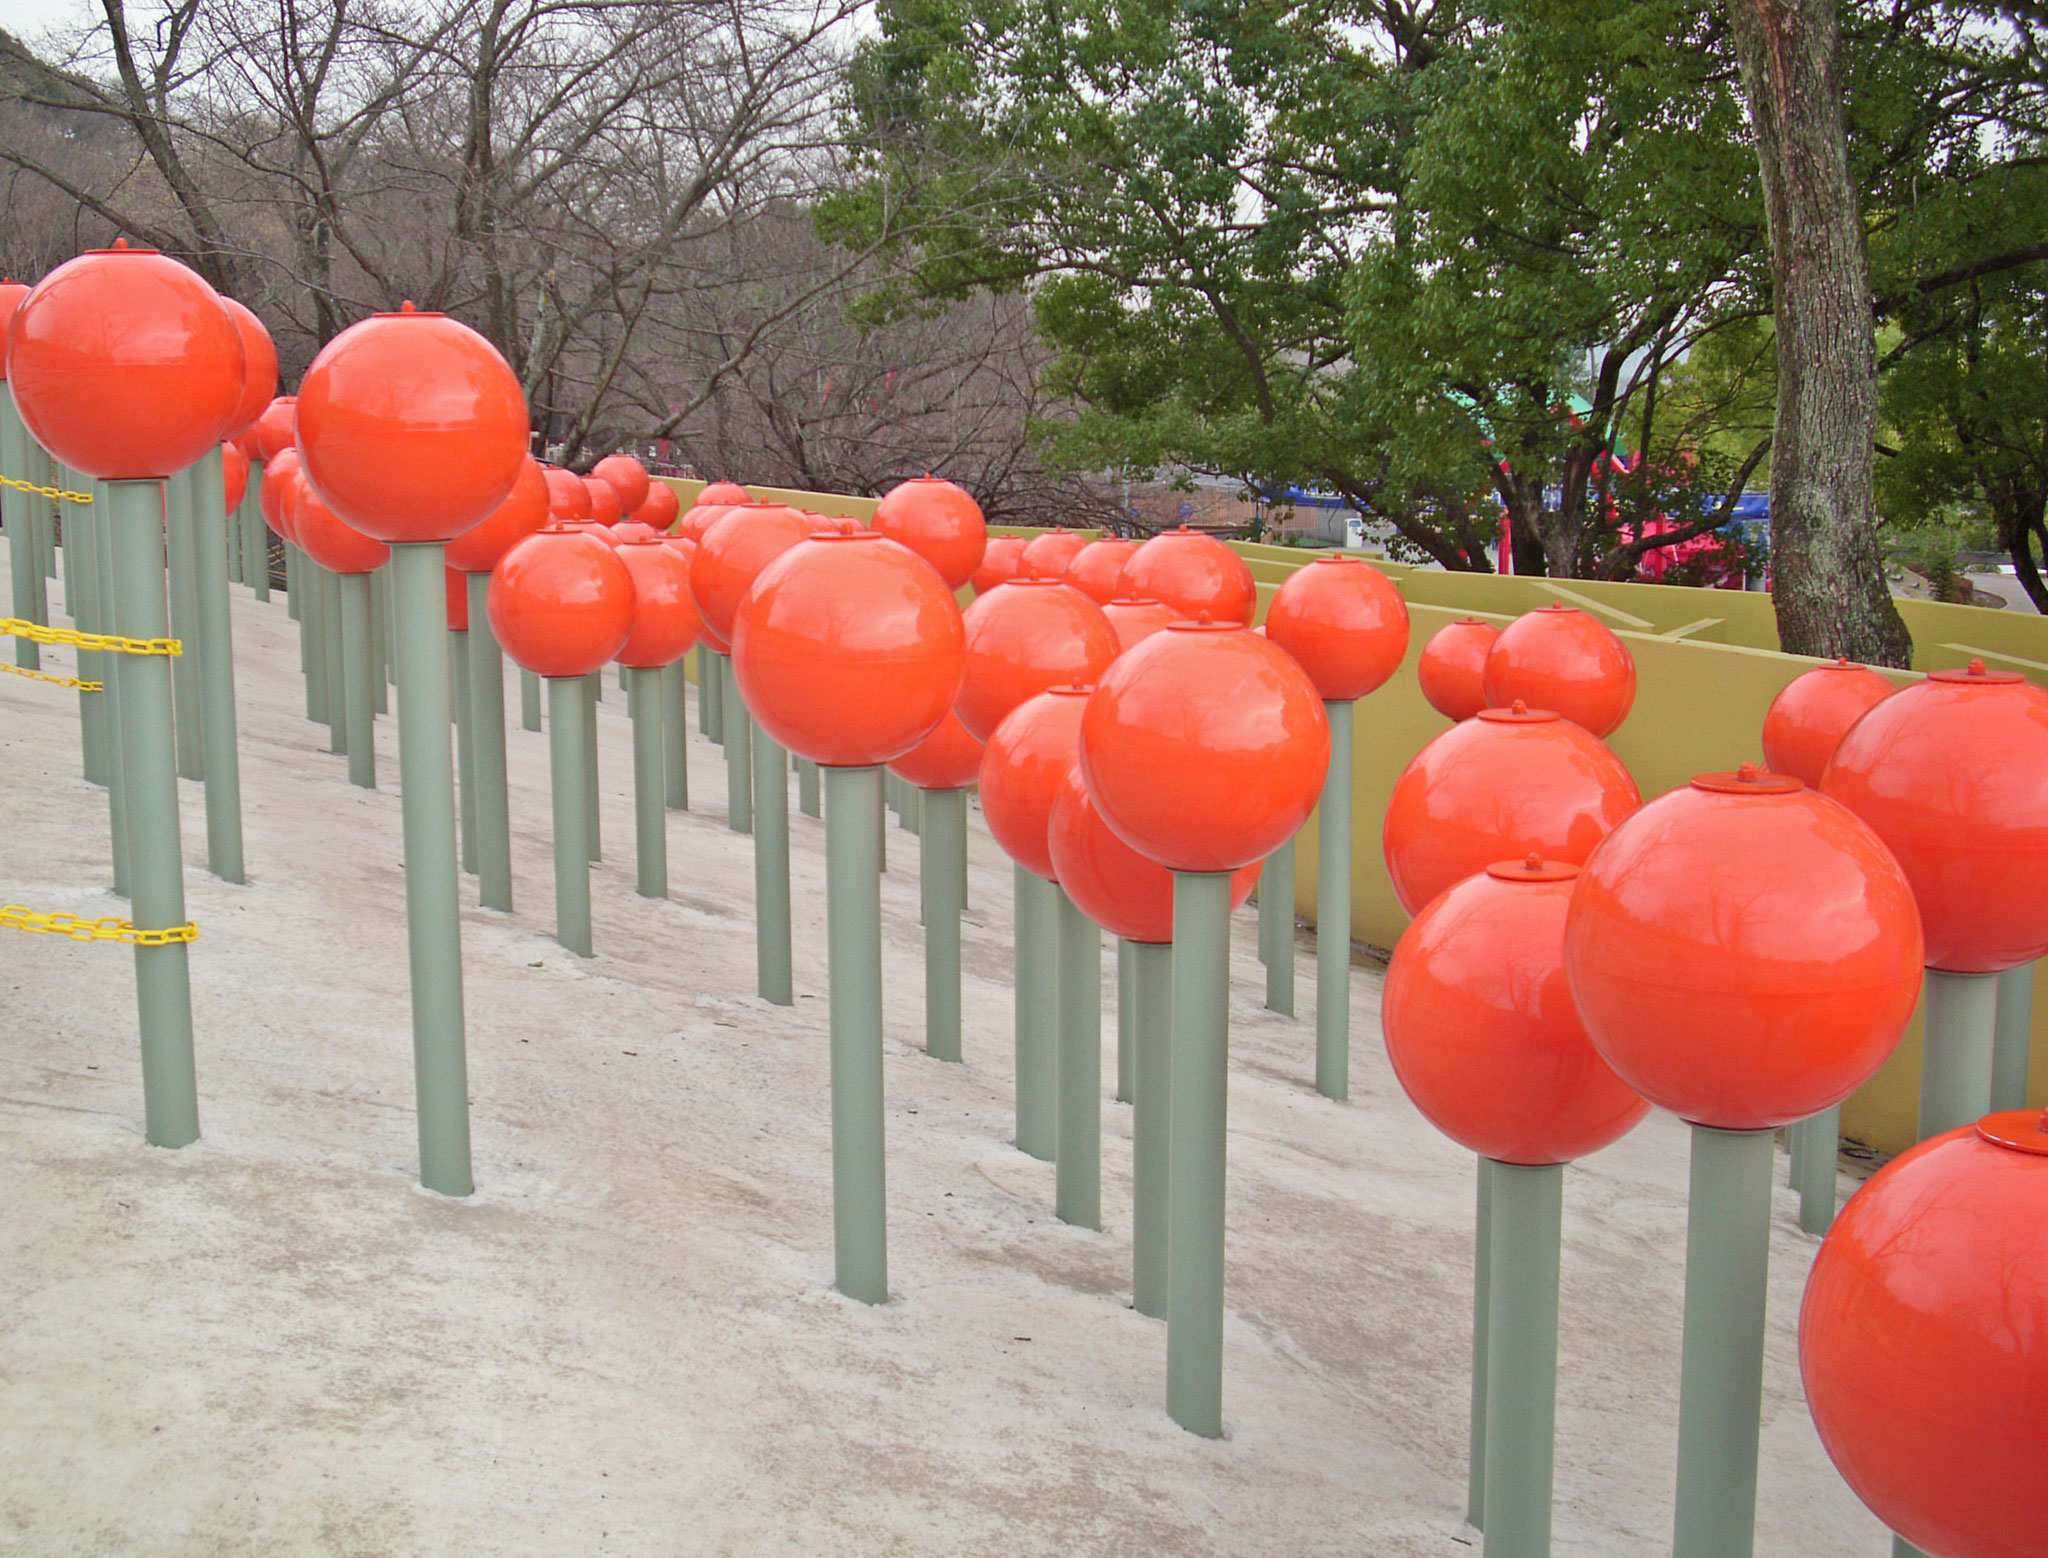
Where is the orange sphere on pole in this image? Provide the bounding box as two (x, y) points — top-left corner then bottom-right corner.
(1483, 604), (1636, 736)
(1821, 660), (2048, 973)
(295, 302), (528, 543)
(956, 578), (1120, 743)
(1417, 618), (1499, 722)
(634, 482), (680, 532)
(1384, 859), (1648, 1164)
(1800, 1110), (2048, 1558)
(295, 487), (391, 574)
(1102, 596), (1180, 653)
(1383, 703), (1640, 916)
(544, 466), (592, 521)
(221, 442), (250, 512)
(0, 279), (28, 366)
(676, 500), (737, 544)
(584, 475), (622, 526)
(1761, 659), (1897, 787)
(696, 480), (750, 506)
(887, 711), (984, 791)
(7, 241), (245, 479)
(1048, 764), (1260, 944)
(1080, 621), (1330, 873)
(871, 474), (988, 590)
(1065, 538), (1139, 604)
(1564, 765), (1924, 1130)
(1120, 527), (1256, 626)
(445, 565), (470, 630)
(487, 524), (637, 679)
(732, 532), (966, 768)
(591, 453), (650, 514)
(258, 449), (303, 539)
(690, 503), (817, 654)
(1020, 527), (1090, 581)
(980, 687), (1092, 879)
(252, 396), (297, 463)
(972, 535), (1028, 595)
(446, 456), (550, 574)
(1264, 555), (1409, 701)
(614, 535), (701, 669)
(219, 297), (279, 439)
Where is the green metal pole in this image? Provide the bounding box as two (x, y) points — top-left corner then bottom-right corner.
(1671, 1124), (1774, 1558)
(1167, 869), (1232, 1437)
(106, 478), (200, 1149)
(1482, 1159), (1564, 1558)
(452, 625), (476, 873)
(1056, 885), (1102, 1230)
(628, 666), (668, 898)
(900, 776), (920, 834)
(1263, 835), (1296, 1016)
(1131, 938), (1172, 1319)
(1116, 938), (1135, 1104)
(248, 479), (270, 602)
(465, 574), (513, 912)
(520, 666), (542, 731)
(1919, 968), (1998, 1140)
(188, 447), (246, 880)
(721, 654), (751, 832)
(1792, 1105), (1840, 1235)
(1469, 1156), (1494, 1529)
(389, 543), (473, 1197)
(700, 642), (720, 739)
(1316, 699), (1353, 1099)
(322, 566), (347, 754)
(374, 565), (392, 713)
(922, 786), (965, 1061)
(65, 469), (108, 787)
(165, 467), (206, 780)
(1014, 864), (1058, 1160)
(662, 658), (689, 809)
(286, 539), (302, 620)
(225, 465), (243, 585)
(548, 675), (593, 957)
(582, 669), (601, 862)
(825, 763), (888, 1306)
(93, 479), (131, 898)
(753, 723), (793, 1003)
(2, 387), (42, 668)
(1991, 961), (2035, 1111)
(337, 570), (377, 789)
(799, 755), (821, 819)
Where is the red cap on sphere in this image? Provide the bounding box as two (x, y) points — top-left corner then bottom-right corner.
(0, 280), (28, 378)
(252, 396), (297, 463)
(1020, 528), (1090, 581)
(1384, 860), (1649, 1164)
(732, 532), (966, 767)
(1383, 703), (1640, 916)
(295, 303), (528, 543)
(219, 298), (279, 439)
(614, 536), (700, 669)
(956, 578), (1120, 743)
(1264, 555), (1409, 702)
(446, 565), (470, 630)
(7, 242), (244, 479)
(887, 712), (984, 791)
(1065, 538), (1139, 604)
(258, 448), (302, 537)
(1800, 1112), (2048, 1558)
(1483, 604), (1636, 736)
(690, 503), (817, 654)
(1564, 764), (1924, 1129)
(487, 524), (637, 679)
(1821, 661), (2048, 973)
(980, 688), (1091, 879)
(1120, 527), (1256, 626)
(591, 454), (650, 514)
(634, 482), (681, 532)
(221, 442), (250, 513)
(972, 536), (1028, 595)
(1081, 621), (1330, 872)
(871, 474), (987, 590)
(1102, 597), (1181, 653)
(1048, 764), (1260, 943)
(1418, 618), (1500, 722)
(446, 455), (549, 574)
(1762, 659), (1897, 787)
(584, 475), (622, 526)
(695, 480), (750, 506)
(544, 466), (592, 521)
(295, 486), (391, 574)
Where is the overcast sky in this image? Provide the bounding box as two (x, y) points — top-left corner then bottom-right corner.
(0, 0), (91, 49)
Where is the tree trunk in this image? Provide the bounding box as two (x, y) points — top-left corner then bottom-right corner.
(1728, 0), (1913, 666)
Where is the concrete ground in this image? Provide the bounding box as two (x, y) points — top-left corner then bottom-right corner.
(0, 572), (1892, 1556)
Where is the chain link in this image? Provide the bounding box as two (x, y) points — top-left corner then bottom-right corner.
(0, 473), (92, 504)
(2, 618), (180, 657)
(1, 905), (198, 946)
(0, 662), (102, 692)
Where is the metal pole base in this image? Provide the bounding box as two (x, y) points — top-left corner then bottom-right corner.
(921, 787), (965, 1061)
(1482, 1160), (1563, 1558)
(338, 571), (377, 789)
(465, 573), (513, 912)
(189, 447), (246, 880)
(1316, 700), (1354, 1100)
(628, 666), (668, 899)
(825, 765), (887, 1305)
(1262, 835), (1296, 1016)
(1469, 1156), (1494, 1529)
(1014, 865), (1058, 1160)
(1920, 968), (1998, 1140)
(662, 659), (689, 809)
(548, 676), (593, 957)
(1992, 961), (2035, 1111)
(520, 667), (542, 732)
(1116, 938), (1135, 1103)
(1055, 886), (1102, 1230)
(1791, 1105), (1840, 1235)
(753, 723), (792, 1003)
(1131, 939), (1172, 1319)
(1167, 870), (1232, 1437)
(798, 755), (821, 819)
(721, 653), (751, 832)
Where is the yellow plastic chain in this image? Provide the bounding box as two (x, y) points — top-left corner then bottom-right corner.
(0, 473), (92, 504)
(1, 618), (179, 657)
(0, 661), (102, 692)
(0, 905), (197, 946)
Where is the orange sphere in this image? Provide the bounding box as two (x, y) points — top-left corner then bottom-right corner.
(7, 242), (244, 480)
(1800, 1111), (2048, 1558)
(1080, 621), (1330, 872)
(1761, 659), (1896, 787)
(252, 396), (297, 463)
(1384, 859), (1649, 1164)
(1264, 555), (1409, 701)
(446, 565), (470, 630)
(1048, 764), (1260, 943)
(1822, 661), (2048, 973)
(981, 688), (1091, 879)
(1564, 765), (1924, 1129)
(972, 536), (1028, 595)
(732, 532), (966, 767)
(1102, 596), (1181, 653)
(956, 578), (1120, 743)
(1383, 704), (1641, 916)
(1120, 527), (1256, 626)
(696, 480), (750, 506)
(220, 298), (278, 439)
(614, 536), (701, 669)
(872, 474), (988, 590)
(591, 453), (650, 514)
(888, 711), (984, 791)
(1483, 604), (1636, 736)
(258, 448), (302, 538)
(221, 442), (249, 512)
(690, 503), (817, 654)
(295, 303), (528, 543)
(1020, 528), (1090, 581)
(1418, 618), (1499, 722)
(544, 466), (592, 521)
(446, 456), (549, 574)
(663, 534), (699, 569)
(295, 487), (391, 574)
(634, 482), (680, 531)
(487, 524), (637, 679)
(612, 521), (661, 543)
(677, 500), (736, 544)
(1065, 538), (1139, 604)
(0, 280), (28, 374)
(584, 475), (622, 526)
